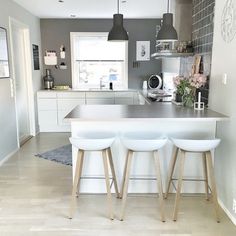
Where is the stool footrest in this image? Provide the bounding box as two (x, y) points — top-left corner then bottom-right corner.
(80, 176), (113, 180)
(129, 177), (157, 181)
(171, 178), (206, 182)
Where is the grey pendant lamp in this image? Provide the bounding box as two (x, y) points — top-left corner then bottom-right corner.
(108, 0), (129, 41)
(157, 0), (178, 42)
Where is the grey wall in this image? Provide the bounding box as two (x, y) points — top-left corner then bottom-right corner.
(0, 0), (42, 162)
(40, 19), (162, 89)
(209, 0), (236, 223)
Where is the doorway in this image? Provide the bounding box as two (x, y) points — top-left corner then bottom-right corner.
(9, 18), (35, 147)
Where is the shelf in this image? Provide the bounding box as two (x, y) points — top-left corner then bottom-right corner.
(151, 52), (194, 59)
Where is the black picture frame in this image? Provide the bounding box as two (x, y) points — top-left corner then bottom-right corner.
(32, 44), (40, 70)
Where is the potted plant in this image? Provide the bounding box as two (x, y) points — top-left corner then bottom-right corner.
(173, 74), (207, 106)
(173, 76), (190, 102)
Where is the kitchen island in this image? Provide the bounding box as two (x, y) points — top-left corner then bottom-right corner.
(65, 102), (227, 194)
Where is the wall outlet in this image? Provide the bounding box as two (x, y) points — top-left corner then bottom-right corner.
(233, 199), (236, 214)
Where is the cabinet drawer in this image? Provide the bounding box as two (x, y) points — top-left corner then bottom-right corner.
(57, 92), (86, 98)
(38, 99), (57, 110)
(115, 98), (134, 105)
(38, 111), (57, 125)
(58, 110), (71, 125)
(58, 99), (85, 112)
(86, 92), (114, 99)
(86, 98), (115, 105)
(115, 92), (134, 98)
(37, 92), (57, 98)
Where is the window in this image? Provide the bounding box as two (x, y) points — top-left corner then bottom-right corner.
(71, 32), (128, 89)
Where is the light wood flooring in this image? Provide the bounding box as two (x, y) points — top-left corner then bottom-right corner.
(0, 133), (235, 236)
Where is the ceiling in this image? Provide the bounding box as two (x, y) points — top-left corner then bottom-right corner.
(13, 0), (169, 19)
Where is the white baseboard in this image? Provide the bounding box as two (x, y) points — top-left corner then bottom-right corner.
(0, 148), (18, 166)
(219, 199), (236, 225)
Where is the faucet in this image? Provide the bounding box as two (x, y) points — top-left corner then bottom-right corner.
(100, 77), (106, 89)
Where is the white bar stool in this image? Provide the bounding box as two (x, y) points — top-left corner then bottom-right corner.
(69, 132), (119, 220)
(120, 132), (167, 222)
(165, 137), (221, 222)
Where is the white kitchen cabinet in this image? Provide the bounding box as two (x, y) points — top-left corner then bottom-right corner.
(37, 90), (142, 132)
(86, 98), (115, 105)
(57, 92), (86, 98)
(86, 91), (115, 105)
(58, 99), (85, 112)
(57, 98), (85, 128)
(37, 92), (58, 131)
(57, 92), (86, 130)
(38, 111), (58, 132)
(38, 99), (57, 110)
(114, 91), (134, 105)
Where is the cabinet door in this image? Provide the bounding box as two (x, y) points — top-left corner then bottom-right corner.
(58, 99), (85, 113)
(38, 99), (57, 110)
(38, 110), (57, 123)
(58, 110), (72, 126)
(86, 98), (115, 104)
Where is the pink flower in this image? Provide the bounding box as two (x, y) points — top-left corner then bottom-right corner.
(189, 74), (207, 88)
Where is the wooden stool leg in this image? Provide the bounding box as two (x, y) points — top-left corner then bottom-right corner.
(107, 147), (120, 198)
(165, 147), (179, 199)
(202, 152), (209, 201)
(206, 151), (220, 223)
(102, 149), (114, 220)
(120, 151), (129, 199)
(76, 151), (84, 198)
(154, 150), (166, 222)
(69, 149), (84, 219)
(120, 150), (133, 221)
(173, 150), (185, 221)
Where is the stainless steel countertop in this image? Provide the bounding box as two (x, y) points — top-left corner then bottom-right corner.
(65, 103), (227, 121)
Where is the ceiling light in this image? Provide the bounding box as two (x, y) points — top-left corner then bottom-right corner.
(156, 0), (178, 42)
(108, 0), (129, 41)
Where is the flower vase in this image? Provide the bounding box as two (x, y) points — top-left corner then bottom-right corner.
(183, 94), (194, 107)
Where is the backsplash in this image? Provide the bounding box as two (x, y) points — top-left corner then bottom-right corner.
(192, 0), (215, 54)
(180, 0), (215, 105)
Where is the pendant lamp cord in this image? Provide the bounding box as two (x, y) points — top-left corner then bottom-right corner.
(117, 0), (120, 14)
(167, 0), (170, 13)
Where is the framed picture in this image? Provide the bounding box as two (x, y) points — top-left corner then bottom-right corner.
(0, 27), (10, 78)
(32, 44), (40, 70)
(136, 41), (150, 61)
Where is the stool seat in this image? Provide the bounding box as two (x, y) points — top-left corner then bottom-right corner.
(122, 132), (167, 152)
(171, 138), (221, 152)
(70, 132), (115, 151)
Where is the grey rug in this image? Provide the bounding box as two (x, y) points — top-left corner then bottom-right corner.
(35, 144), (72, 166)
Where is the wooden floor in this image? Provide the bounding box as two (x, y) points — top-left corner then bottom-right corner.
(0, 133), (235, 236)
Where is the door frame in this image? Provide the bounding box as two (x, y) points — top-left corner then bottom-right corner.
(9, 17), (36, 147)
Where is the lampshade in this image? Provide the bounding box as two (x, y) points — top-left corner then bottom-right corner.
(156, 13), (178, 42)
(108, 14), (129, 41)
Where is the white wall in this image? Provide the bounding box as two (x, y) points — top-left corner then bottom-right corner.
(0, 0), (42, 161)
(209, 0), (236, 223)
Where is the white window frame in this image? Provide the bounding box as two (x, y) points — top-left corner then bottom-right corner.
(70, 32), (128, 89)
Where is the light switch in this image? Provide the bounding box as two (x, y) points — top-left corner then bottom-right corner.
(222, 73), (227, 85)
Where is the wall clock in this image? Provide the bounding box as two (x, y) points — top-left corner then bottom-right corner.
(221, 0), (236, 43)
